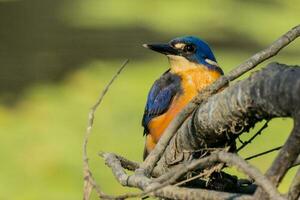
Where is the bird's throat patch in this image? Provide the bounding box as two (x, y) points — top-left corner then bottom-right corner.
(168, 55), (204, 72)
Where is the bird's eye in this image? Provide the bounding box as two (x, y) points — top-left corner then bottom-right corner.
(184, 44), (195, 53)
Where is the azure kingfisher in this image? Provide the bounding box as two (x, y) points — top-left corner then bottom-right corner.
(142, 36), (223, 159)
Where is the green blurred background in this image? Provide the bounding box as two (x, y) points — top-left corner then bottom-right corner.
(0, 0), (299, 199)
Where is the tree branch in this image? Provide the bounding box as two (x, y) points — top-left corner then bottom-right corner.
(255, 112), (300, 199)
(154, 186), (253, 200)
(87, 25), (300, 200)
(237, 120), (270, 152)
(140, 25), (300, 175)
(102, 151), (258, 200)
(83, 60), (129, 200)
(217, 152), (284, 200)
(291, 154), (300, 168)
(156, 63), (300, 174)
(245, 146), (282, 161)
(103, 150), (285, 199)
(287, 167), (300, 200)
(265, 113), (300, 185)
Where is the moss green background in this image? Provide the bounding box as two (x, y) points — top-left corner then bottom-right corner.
(0, 0), (299, 199)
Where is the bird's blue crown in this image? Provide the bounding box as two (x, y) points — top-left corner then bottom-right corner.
(144, 36), (223, 74)
(169, 36), (217, 65)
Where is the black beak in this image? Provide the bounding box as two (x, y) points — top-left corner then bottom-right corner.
(143, 43), (178, 55)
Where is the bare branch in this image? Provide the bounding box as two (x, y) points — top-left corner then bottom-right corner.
(101, 153), (131, 186)
(83, 60), (129, 200)
(265, 114), (300, 185)
(98, 63), (300, 199)
(291, 154), (300, 168)
(90, 25), (300, 200)
(154, 185), (254, 200)
(157, 151), (283, 199)
(156, 63), (300, 173)
(255, 114), (300, 199)
(99, 152), (140, 171)
(153, 153), (219, 184)
(97, 152), (168, 179)
(102, 152), (256, 200)
(100, 152), (154, 199)
(217, 152), (284, 200)
(237, 120), (270, 152)
(103, 150), (285, 199)
(140, 25), (300, 175)
(288, 167), (300, 200)
(245, 146), (282, 161)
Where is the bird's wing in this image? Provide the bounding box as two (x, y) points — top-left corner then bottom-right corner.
(142, 71), (181, 135)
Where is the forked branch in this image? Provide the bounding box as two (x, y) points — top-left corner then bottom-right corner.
(83, 25), (300, 200)
(140, 25), (300, 175)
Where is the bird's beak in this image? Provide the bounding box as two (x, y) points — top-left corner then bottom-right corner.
(143, 43), (178, 55)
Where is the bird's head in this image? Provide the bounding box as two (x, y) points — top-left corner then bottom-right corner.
(143, 36), (223, 74)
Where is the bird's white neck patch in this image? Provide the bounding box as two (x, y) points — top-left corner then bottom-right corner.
(205, 58), (218, 67)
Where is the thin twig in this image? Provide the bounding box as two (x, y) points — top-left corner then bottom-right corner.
(290, 154), (300, 168)
(101, 152), (219, 199)
(140, 25), (300, 175)
(98, 152), (167, 178)
(154, 185), (253, 200)
(83, 59), (129, 200)
(95, 25), (300, 199)
(217, 151), (284, 200)
(265, 112), (300, 185)
(245, 146), (282, 161)
(102, 152), (251, 200)
(169, 151), (283, 199)
(155, 151), (283, 199)
(237, 120), (270, 152)
(104, 150), (284, 200)
(99, 152), (140, 171)
(174, 163), (224, 187)
(100, 152), (155, 199)
(174, 171), (207, 186)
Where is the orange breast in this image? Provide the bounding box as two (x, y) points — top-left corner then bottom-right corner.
(146, 67), (221, 151)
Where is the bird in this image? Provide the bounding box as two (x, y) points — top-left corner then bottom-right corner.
(142, 36), (223, 159)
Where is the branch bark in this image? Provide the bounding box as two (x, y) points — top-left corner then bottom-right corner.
(103, 150), (288, 199)
(82, 60), (129, 200)
(102, 151), (257, 200)
(99, 62), (300, 200)
(85, 25), (300, 200)
(156, 63), (300, 175)
(288, 167), (300, 200)
(140, 25), (300, 175)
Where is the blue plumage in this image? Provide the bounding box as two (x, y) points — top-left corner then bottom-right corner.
(142, 71), (181, 135)
(169, 36), (223, 74)
(142, 36), (223, 137)
(170, 36), (217, 64)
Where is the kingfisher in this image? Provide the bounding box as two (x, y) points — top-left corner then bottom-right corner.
(142, 36), (223, 159)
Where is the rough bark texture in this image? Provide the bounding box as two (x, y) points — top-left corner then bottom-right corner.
(99, 63), (300, 200)
(288, 167), (300, 200)
(156, 63), (300, 174)
(140, 25), (300, 175)
(83, 25), (300, 200)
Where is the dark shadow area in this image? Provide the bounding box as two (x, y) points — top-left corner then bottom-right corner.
(0, 0), (290, 105)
